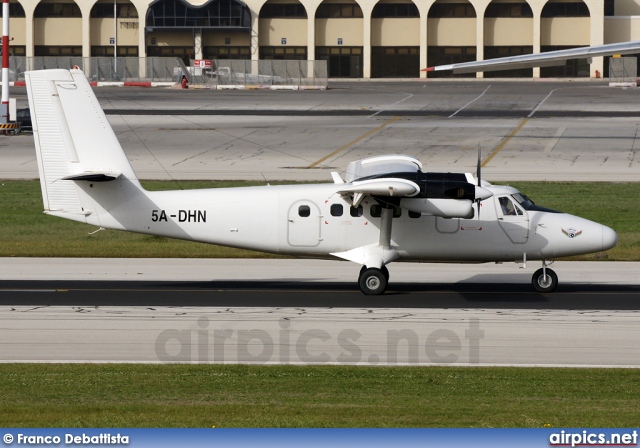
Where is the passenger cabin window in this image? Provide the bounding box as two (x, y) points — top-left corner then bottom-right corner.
(498, 196), (522, 216)
(298, 205), (311, 217)
(350, 205), (363, 217)
(408, 210), (421, 219)
(331, 204), (343, 217)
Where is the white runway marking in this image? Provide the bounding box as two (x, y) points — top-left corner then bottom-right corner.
(529, 88), (557, 117)
(449, 86), (492, 118)
(544, 127), (567, 153)
(369, 92), (414, 118)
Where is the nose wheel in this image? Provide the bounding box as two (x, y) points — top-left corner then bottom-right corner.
(359, 266), (389, 295)
(532, 267), (558, 293)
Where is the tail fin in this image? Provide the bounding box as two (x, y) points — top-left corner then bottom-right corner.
(26, 69), (140, 223)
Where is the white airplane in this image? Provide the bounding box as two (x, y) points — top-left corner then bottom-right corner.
(25, 68), (617, 295)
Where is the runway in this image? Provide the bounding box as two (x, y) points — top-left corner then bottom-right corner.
(1, 259), (639, 367)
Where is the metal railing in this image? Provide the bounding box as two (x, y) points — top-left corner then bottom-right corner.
(609, 56), (637, 87)
(9, 56), (183, 83)
(8, 57), (328, 88)
(186, 59), (328, 88)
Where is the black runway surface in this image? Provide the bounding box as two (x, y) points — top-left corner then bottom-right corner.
(1, 280), (638, 310)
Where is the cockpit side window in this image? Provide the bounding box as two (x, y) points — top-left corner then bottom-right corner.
(498, 196), (523, 216)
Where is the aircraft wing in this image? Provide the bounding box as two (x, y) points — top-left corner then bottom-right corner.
(423, 40), (640, 74)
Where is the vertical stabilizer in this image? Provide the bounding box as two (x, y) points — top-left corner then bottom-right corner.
(26, 69), (139, 218)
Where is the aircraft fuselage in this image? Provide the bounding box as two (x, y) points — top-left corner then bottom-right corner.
(62, 180), (616, 265)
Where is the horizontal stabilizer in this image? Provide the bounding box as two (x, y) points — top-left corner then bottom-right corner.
(61, 171), (122, 182)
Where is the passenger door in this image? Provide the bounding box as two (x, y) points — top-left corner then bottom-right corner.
(287, 200), (322, 247)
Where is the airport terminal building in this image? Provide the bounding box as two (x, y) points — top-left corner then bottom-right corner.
(3, 0), (640, 78)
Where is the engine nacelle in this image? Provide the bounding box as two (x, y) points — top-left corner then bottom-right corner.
(400, 198), (474, 219)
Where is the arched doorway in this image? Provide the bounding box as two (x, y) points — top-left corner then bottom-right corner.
(34, 0), (82, 58)
(371, 0), (420, 77)
(315, 0), (364, 77)
(540, 0), (590, 77)
(427, 0), (477, 78)
(483, 1), (533, 77)
(259, 0), (308, 60)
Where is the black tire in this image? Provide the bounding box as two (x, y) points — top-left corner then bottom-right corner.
(359, 265), (390, 282)
(532, 268), (558, 293)
(359, 268), (388, 295)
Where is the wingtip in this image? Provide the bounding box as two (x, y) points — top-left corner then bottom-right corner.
(421, 67), (435, 72)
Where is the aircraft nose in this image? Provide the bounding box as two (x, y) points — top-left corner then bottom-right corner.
(602, 225), (618, 251)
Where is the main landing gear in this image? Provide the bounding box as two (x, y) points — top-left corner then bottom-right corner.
(358, 265), (390, 295)
(531, 261), (558, 293)
(358, 262), (559, 295)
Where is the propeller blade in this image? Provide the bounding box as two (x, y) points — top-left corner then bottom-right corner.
(476, 145), (482, 222)
(477, 144), (482, 187)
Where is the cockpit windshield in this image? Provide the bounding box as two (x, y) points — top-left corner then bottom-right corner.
(511, 192), (561, 213)
(512, 192), (535, 210)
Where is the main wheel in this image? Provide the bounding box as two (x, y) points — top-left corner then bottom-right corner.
(360, 265), (389, 282)
(359, 268), (388, 295)
(532, 268), (558, 293)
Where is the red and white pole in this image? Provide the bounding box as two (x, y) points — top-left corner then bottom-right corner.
(2, 0), (10, 118)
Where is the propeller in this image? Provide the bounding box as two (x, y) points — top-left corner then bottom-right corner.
(475, 145), (483, 221)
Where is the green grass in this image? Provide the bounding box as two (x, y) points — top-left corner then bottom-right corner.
(1, 364), (639, 427)
(0, 180), (638, 260)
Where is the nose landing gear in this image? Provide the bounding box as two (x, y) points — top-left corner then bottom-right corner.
(532, 261), (558, 293)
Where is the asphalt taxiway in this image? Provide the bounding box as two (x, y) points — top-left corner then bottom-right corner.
(4, 81), (640, 181)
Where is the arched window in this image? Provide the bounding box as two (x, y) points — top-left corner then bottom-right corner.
(0, 1), (25, 17)
(541, 1), (589, 17)
(34, 2), (82, 17)
(146, 0), (251, 29)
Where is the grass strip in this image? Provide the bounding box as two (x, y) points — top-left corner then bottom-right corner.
(0, 180), (638, 260)
(1, 364), (639, 428)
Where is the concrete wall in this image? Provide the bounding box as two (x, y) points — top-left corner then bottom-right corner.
(428, 18), (476, 46)
(541, 17), (590, 45)
(371, 18), (420, 46)
(259, 18), (308, 45)
(90, 18), (139, 46)
(315, 18), (363, 46)
(484, 18), (533, 46)
(34, 18), (82, 45)
(203, 33), (252, 46)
